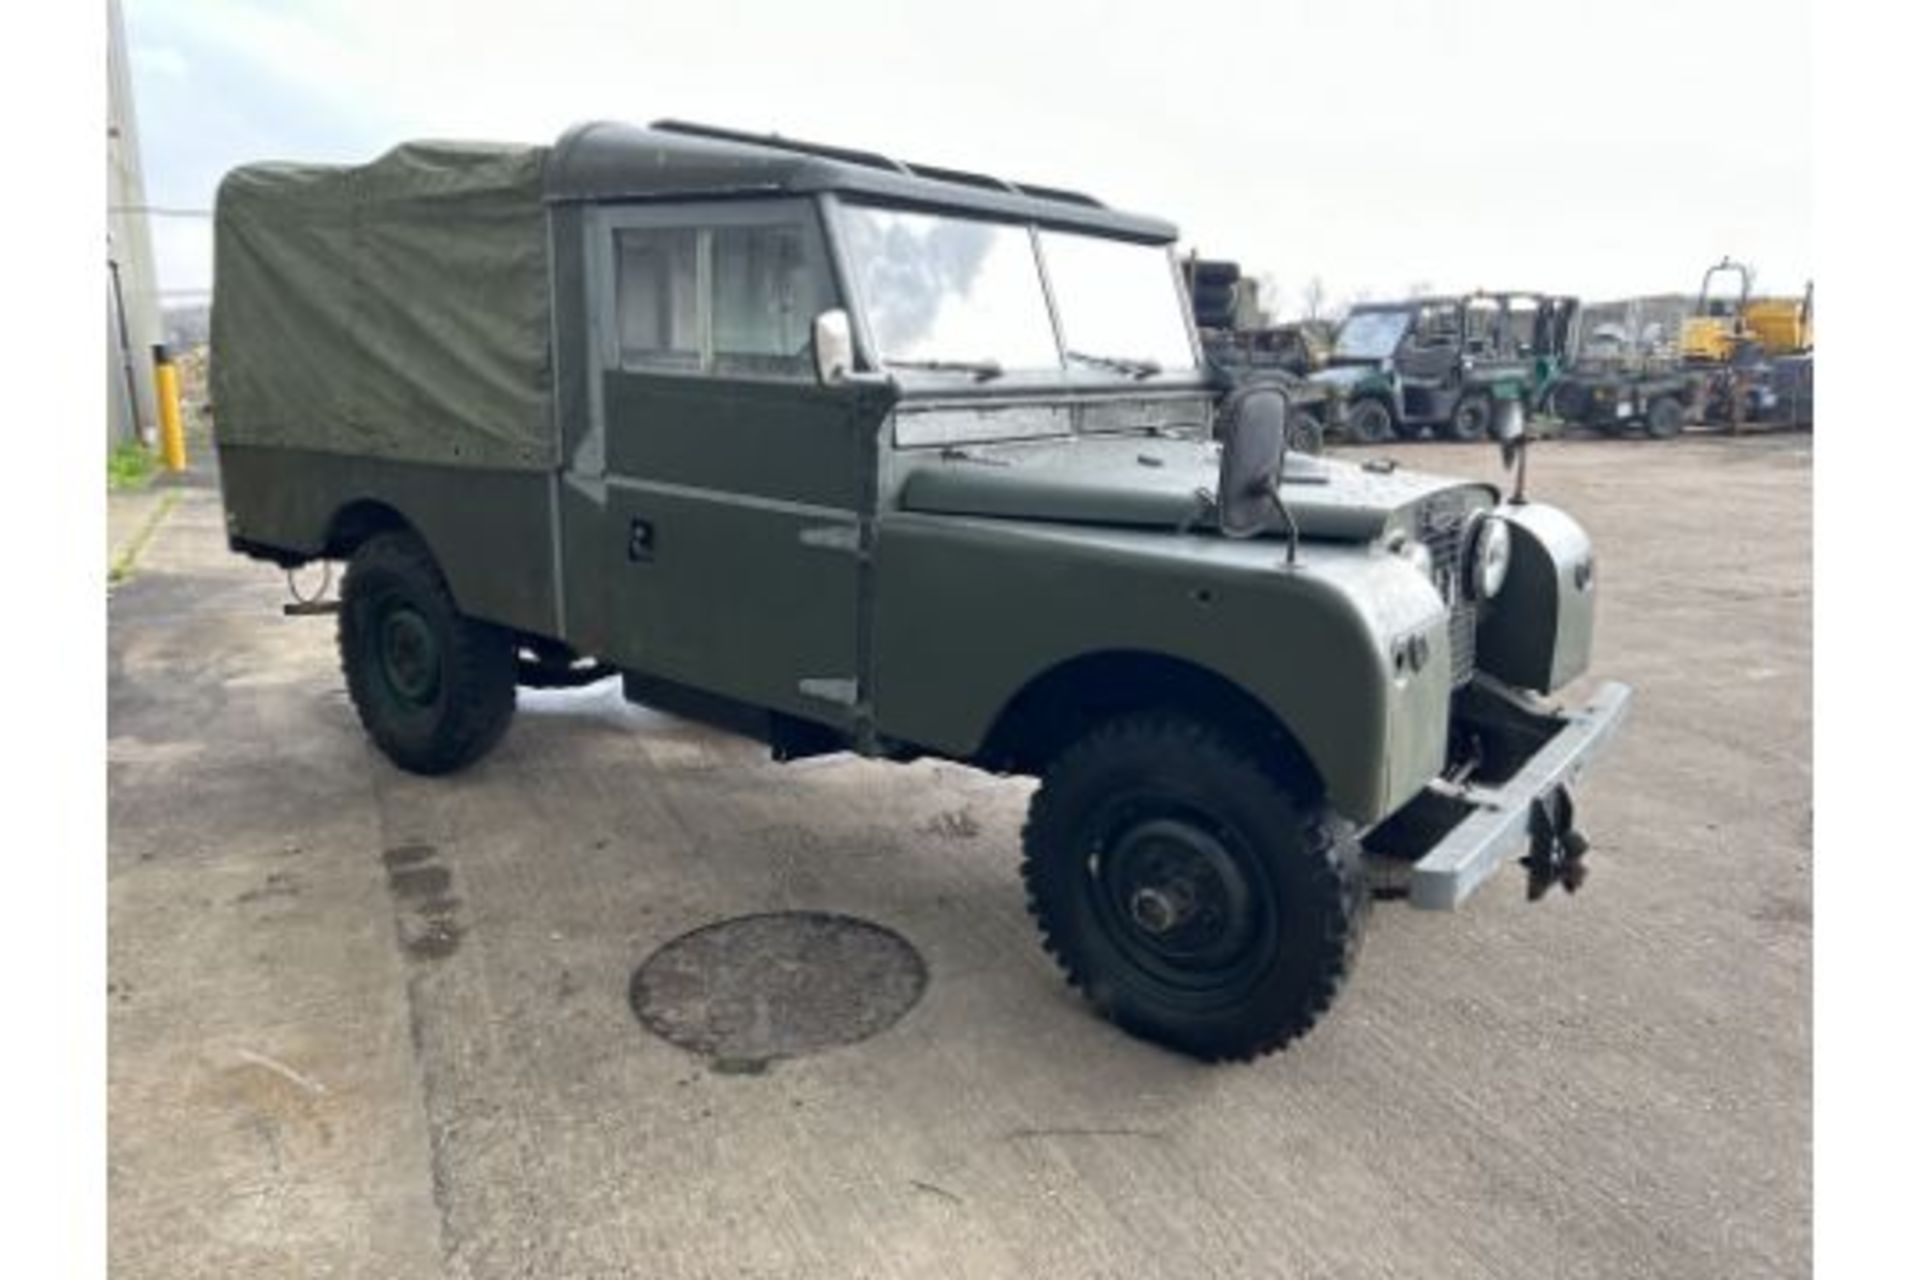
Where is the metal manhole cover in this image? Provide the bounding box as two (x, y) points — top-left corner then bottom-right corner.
(630, 912), (927, 1067)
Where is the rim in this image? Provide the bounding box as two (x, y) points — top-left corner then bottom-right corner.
(1083, 802), (1277, 995)
(1352, 402), (1390, 441)
(373, 597), (441, 708)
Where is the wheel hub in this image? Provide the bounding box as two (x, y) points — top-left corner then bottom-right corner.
(1128, 884), (1193, 935)
(1098, 816), (1260, 971)
(378, 604), (440, 705)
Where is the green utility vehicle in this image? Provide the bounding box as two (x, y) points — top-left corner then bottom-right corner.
(1313, 293), (1578, 443)
(213, 121), (1630, 1060)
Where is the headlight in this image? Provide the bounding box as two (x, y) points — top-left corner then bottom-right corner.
(1468, 513), (1511, 599)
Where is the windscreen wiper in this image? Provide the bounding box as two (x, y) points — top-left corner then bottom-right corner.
(889, 358), (1004, 381)
(1067, 350), (1162, 379)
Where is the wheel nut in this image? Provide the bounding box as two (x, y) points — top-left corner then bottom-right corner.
(1130, 886), (1184, 934)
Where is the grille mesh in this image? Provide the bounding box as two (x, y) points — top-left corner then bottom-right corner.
(1416, 495), (1479, 688)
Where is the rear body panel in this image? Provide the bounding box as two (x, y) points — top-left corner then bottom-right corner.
(219, 444), (560, 635)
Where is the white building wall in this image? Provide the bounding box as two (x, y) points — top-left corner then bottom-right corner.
(107, 0), (162, 446)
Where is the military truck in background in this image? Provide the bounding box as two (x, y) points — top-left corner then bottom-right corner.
(1180, 256), (1333, 452)
(1309, 292), (1579, 443)
(213, 120), (1629, 1061)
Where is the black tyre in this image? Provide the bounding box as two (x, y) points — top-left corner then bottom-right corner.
(1286, 410), (1325, 456)
(1646, 395), (1685, 439)
(339, 531), (516, 775)
(1191, 261), (1240, 288)
(1343, 397), (1395, 444)
(1446, 393), (1492, 442)
(1022, 712), (1369, 1061)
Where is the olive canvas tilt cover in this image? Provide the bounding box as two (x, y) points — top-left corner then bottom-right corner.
(211, 140), (555, 471)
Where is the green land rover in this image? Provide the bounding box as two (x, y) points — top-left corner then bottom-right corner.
(212, 120), (1630, 1060)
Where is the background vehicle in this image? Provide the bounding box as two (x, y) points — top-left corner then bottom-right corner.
(1551, 259), (1813, 436)
(1310, 293), (1577, 443)
(213, 120), (1628, 1061)
(1683, 257), (1814, 429)
(1181, 256), (1332, 451)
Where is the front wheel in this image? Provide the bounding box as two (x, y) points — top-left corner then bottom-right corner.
(1022, 712), (1369, 1061)
(1446, 393), (1492, 441)
(1343, 397), (1395, 445)
(339, 531), (517, 775)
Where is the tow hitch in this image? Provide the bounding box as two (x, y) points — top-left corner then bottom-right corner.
(281, 564), (340, 617)
(1522, 784), (1590, 901)
(1368, 681), (1629, 910)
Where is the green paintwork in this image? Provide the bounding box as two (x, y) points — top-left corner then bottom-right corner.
(869, 500), (1456, 821)
(1475, 503), (1596, 694)
(215, 121), (1604, 834)
(897, 434), (1485, 542)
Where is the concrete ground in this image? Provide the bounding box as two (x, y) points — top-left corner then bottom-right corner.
(108, 433), (1810, 1279)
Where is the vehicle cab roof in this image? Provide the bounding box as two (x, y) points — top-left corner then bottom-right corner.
(545, 120), (1179, 244)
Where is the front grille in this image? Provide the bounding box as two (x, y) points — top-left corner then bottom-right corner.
(1416, 495), (1479, 688)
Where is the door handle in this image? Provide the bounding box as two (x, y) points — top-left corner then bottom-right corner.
(627, 517), (655, 563)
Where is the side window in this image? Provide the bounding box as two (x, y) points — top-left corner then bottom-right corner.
(711, 224), (834, 378)
(615, 228), (700, 370)
(1463, 303), (1500, 354)
(1414, 305), (1458, 347)
(612, 211), (835, 380)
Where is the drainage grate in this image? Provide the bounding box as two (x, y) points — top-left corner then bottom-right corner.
(630, 912), (927, 1068)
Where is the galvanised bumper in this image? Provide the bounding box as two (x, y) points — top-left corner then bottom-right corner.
(1408, 680), (1633, 910)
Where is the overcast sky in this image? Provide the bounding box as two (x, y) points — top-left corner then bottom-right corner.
(123, 0), (1811, 317)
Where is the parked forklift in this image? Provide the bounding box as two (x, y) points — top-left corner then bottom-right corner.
(1308, 291), (1577, 443)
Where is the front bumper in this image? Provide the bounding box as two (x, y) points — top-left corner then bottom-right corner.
(1402, 681), (1633, 909)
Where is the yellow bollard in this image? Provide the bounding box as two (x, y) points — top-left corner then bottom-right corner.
(152, 344), (187, 473)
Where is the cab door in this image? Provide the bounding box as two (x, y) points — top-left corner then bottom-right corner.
(570, 198), (876, 731)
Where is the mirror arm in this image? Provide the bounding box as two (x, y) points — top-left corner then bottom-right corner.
(1267, 474), (1301, 569)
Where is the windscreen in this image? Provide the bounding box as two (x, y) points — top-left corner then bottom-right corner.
(836, 204), (1060, 373)
(1039, 230), (1197, 375)
(1333, 309), (1411, 360)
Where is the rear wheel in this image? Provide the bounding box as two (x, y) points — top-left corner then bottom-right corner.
(1646, 395), (1685, 439)
(1446, 393), (1492, 441)
(1343, 397), (1395, 444)
(339, 531), (516, 775)
(1286, 410), (1325, 456)
(1022, 712), (1369, 1061)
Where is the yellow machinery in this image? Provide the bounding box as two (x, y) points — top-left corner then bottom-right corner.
(1674, 258), (1814, 429)
(1744, 291), (1813, 354)
(1680, 257), (1813, 362)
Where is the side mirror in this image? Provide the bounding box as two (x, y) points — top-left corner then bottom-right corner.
(1215, 385), (1290, 539)
(812, 308), (856, 384)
